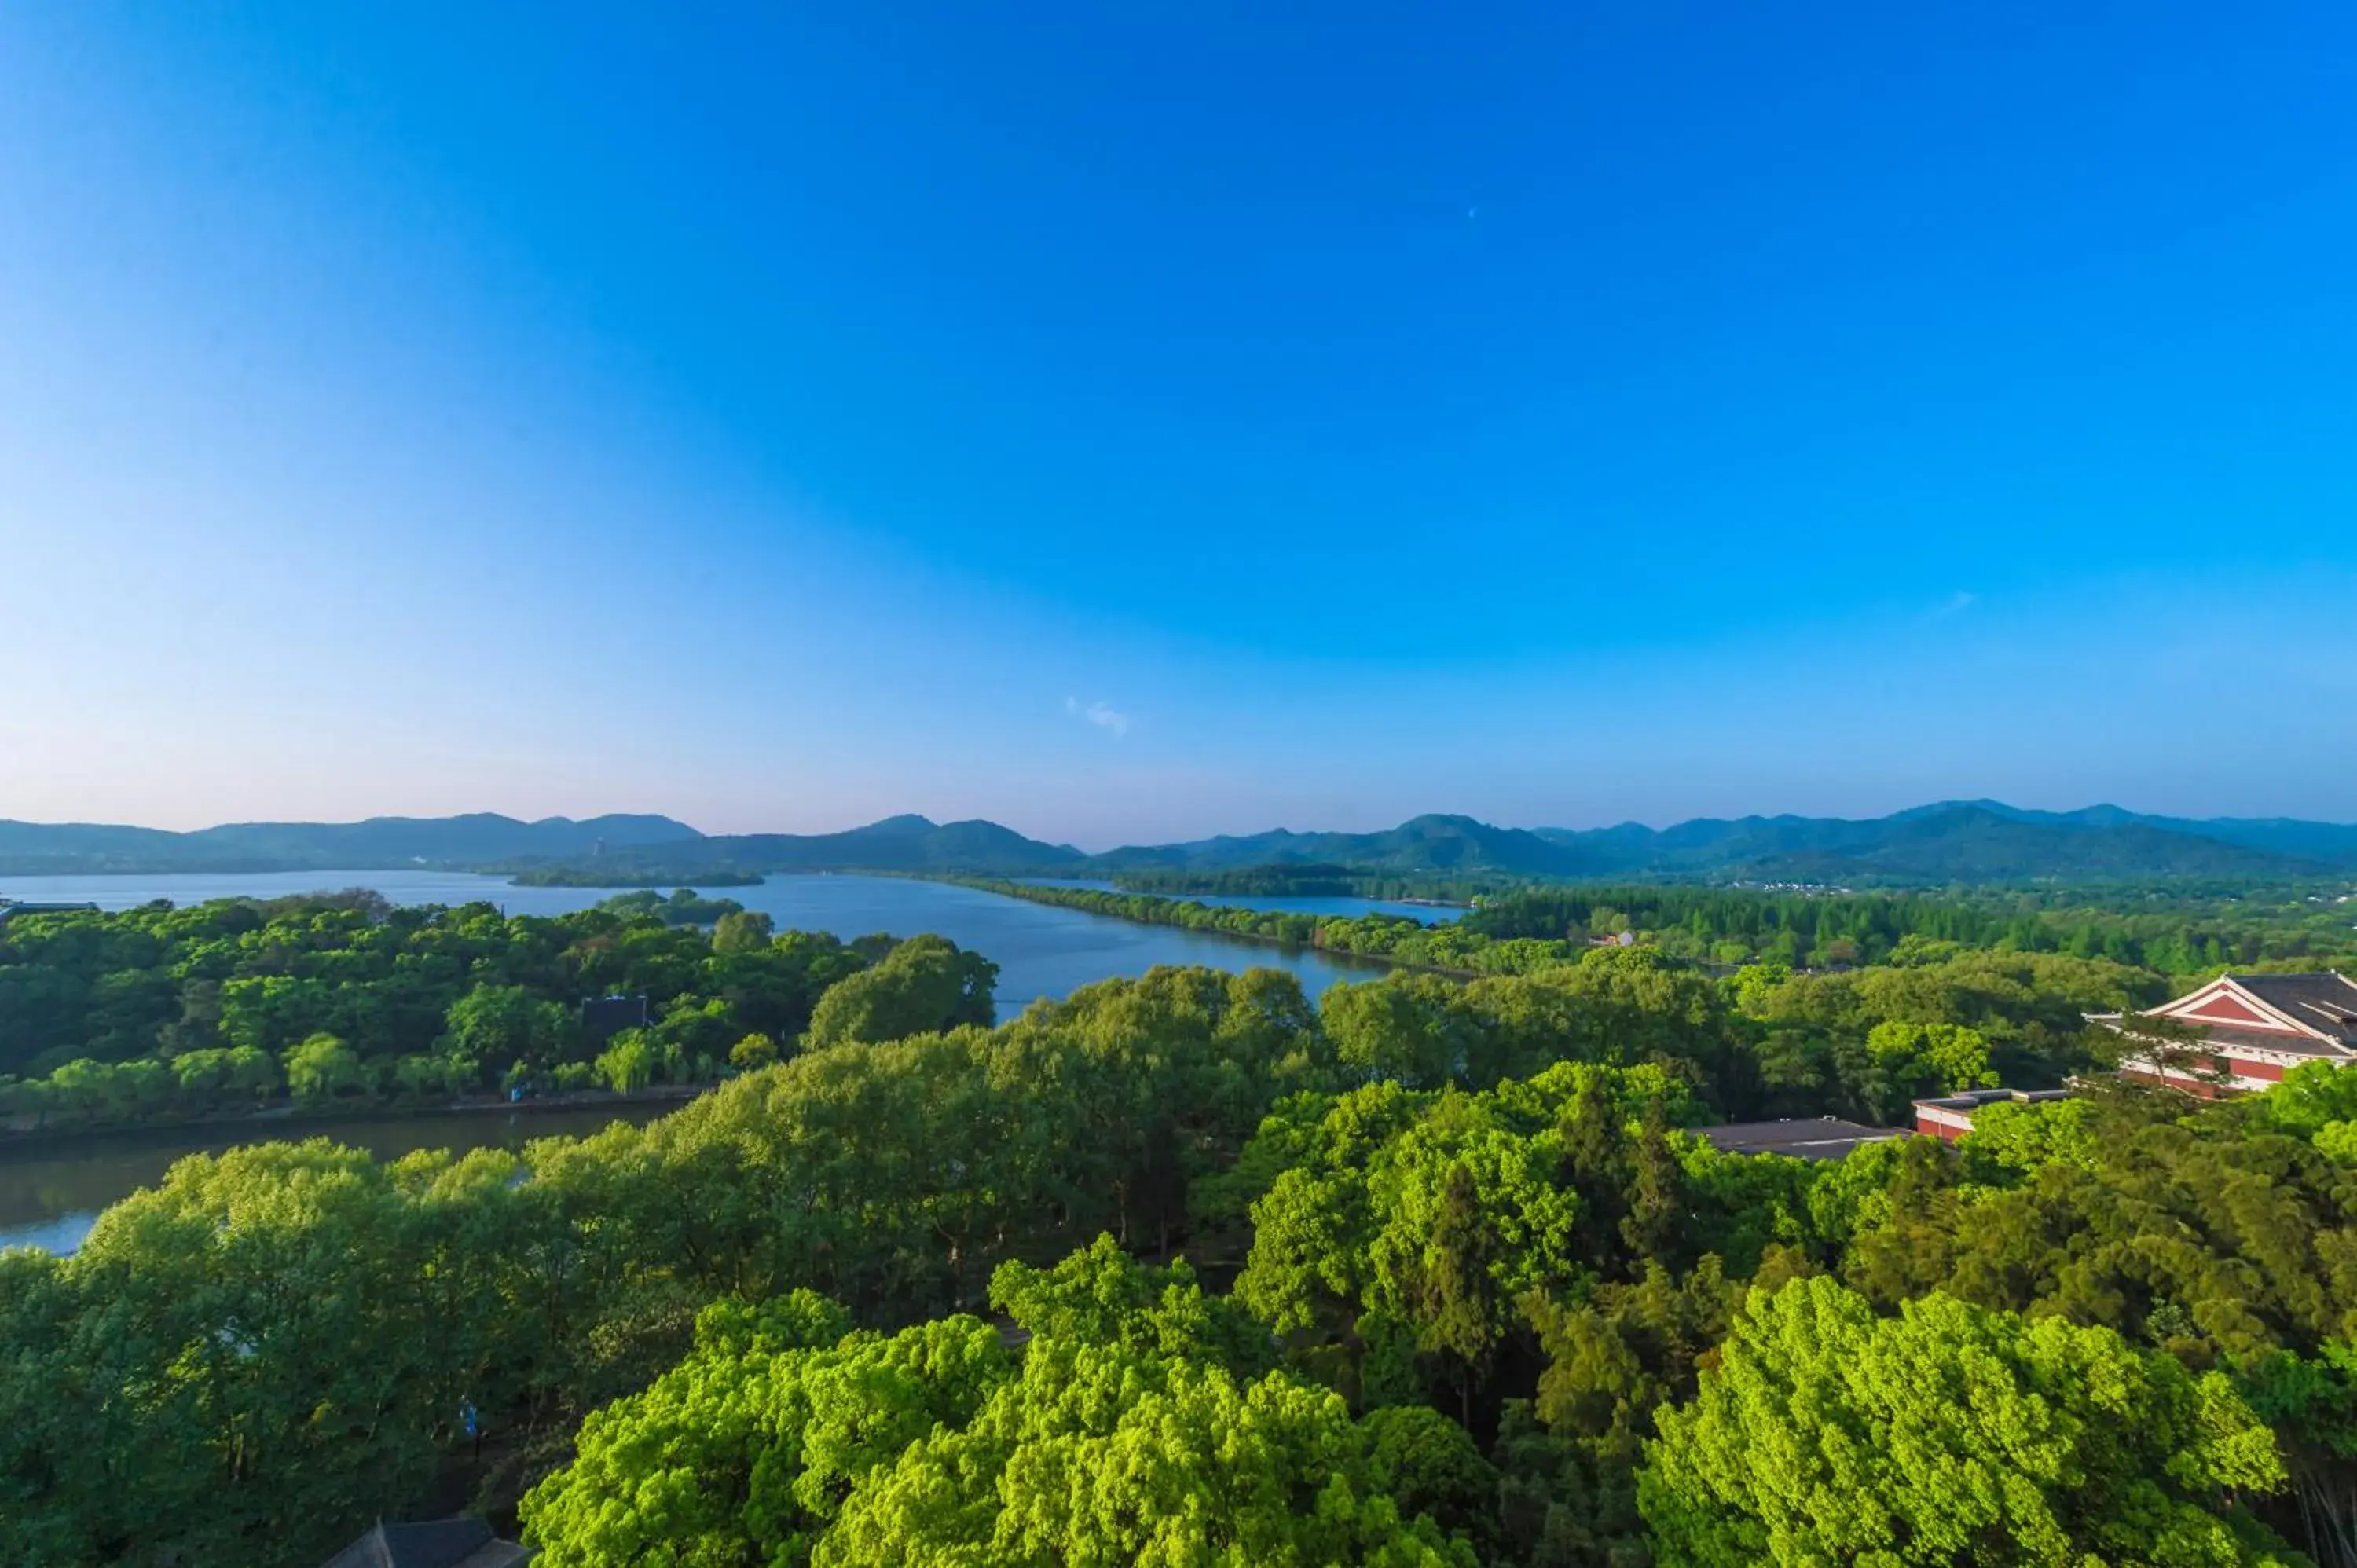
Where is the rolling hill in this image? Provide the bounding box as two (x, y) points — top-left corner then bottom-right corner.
(1084, 815), (1632, 877)
(0, 813), (702, 875)
(1084, 802), (2348, 885)
(678, 816), (1086, 875)
(2, 801), (2351, 885)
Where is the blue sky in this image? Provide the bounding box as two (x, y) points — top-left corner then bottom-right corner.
(2, 3), (2353, 847)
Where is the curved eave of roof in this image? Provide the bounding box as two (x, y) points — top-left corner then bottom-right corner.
(2177, 1025), (2352, 1061)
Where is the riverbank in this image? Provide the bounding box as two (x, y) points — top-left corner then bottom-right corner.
(0, 1083), (706, 1152)
(943, 877), (1575, 977)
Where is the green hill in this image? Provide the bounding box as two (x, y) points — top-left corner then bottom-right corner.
(1085, 802), (2335, 885)
(0, 813), (702, 875)
(2, 801), (2347, 886)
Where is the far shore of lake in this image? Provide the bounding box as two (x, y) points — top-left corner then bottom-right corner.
(0, 1082), (706, 1152)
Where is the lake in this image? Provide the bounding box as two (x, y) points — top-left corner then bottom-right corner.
(0, 868), (1402, 1015)
(0, 1103), (673, 1256)
(0, 869), (1404, 1253)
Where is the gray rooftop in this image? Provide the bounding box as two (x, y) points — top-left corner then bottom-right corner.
(2232, 973), (2357, 1044)
(1914, 1087), (2070, 1112)
(1699, 1117), (1904, 1160)
(322, 1520), (530, 1568)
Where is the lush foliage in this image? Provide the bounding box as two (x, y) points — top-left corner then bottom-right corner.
(523, 1243), (1485, 1566)
(1111, 861), (1369, 896)
(0, 892), (964, 1127)
(1471, 884), (2357, 976)
(0, 964), (1343, 1563)
(964, 873), (2357, 989)
(1106, 861), (1496, 903)
(10, 923), (2357, 1566)
(805, 932), (997, 1047)
(1197, 943), (2135, 1127)
(1642, 1275), (2292, 1566)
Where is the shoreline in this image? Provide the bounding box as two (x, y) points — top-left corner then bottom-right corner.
(1099, 884), (1472, 910)
(0, 1083), (706, 1155)
(939, 877), (1494, 980)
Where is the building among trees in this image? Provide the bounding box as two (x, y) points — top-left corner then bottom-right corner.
(1698, 1116), (1901, 1159)
(1912, 1085), (2070, 1139)
(578, 991), (650, 1046)
(2102, 971), (2357, 1094)
(321, 1518), (528, 1568)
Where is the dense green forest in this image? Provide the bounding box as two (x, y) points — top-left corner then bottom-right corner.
(4, 892), (2355, 1564)
(1110, 861), (1370, 896)
(1106, 862), (1492, 901)
(1468, 885), (2357, 976)
(966, 875), (2357, 984)
(0, 891), (994, 1130)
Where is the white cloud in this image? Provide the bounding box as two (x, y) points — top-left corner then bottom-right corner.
(1065, 696), (1131, 738)
(1932, 590), (1978, 617)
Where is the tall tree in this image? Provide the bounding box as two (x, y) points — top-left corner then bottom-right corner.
(1418, 1160), (1503, 1426)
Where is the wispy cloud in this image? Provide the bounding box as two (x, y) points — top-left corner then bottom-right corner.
(1065, 696), (1131, 738)
(1932, 590), (1978, 617)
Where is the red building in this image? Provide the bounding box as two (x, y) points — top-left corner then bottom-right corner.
(1912, 1086), (2069, 1140)
(2101, 972), (2357, 1094)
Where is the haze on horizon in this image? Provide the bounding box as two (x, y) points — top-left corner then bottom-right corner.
(4, 3), (2353, 847)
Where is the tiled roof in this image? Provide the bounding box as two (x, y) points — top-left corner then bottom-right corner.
(2232, 973), (2357, 1044)
(2188, 1024), (2352, 1061)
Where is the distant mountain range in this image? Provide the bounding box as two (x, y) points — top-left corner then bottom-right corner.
(1087, 802), (2356, 884)
(0, 814), (702, 876)
(2, 800), (2354, 885)
(669, 815), (1086, 876)
(0, 812), (1081, 880)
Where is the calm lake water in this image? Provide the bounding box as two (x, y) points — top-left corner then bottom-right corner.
(0, 869), (1403, 1253)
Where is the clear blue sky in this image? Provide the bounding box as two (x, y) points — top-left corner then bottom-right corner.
(2, 3), (2352, 847)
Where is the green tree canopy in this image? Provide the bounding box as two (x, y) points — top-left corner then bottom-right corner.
(1639, 1275), (2293, 1566)
(594, 1029), (657, 1094)
(806, 936), (998, 1049)
(443, 983), (570, 1069)
(712, 908), (777, 953)
(522, 1294), (1008, 1566)
(281, 1031), (365, 1101)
